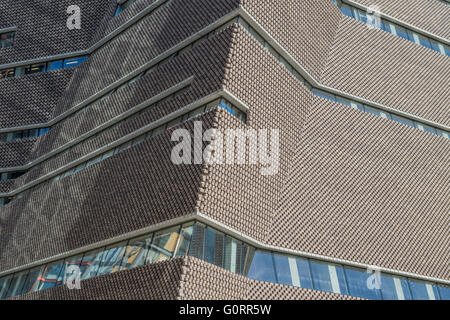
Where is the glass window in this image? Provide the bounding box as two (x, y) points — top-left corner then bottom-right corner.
(0, 276), (12, 299)
(344, 267), (382, 300)
(310, 260), (348, 295)
(21, 266), (44, 295)
(27, 63), (46, 74)
(418, 35), (432, 50)
(174, 222), (195, 257)
(146, 226), (181, 264)
(340, 4), (354, 18)
(37, 260), (65, 290)
(381, 20), (391, 33)
(0, 31), (15, 48)
(246, 251), (277, 283)
(395, 25), (409, 41)
(80, 248), (105, 280)
(189, 223), (206, 260)
(119, 234), (153, 271)
(416, 123), (437, 135)
(273, 254), (313, 289)
(47, 60), (63, 71)
(438, 285), (450, 300)
(391, 114), (414, 127)
(408, 280), (435, 300)
(436, 129), (449, 139)
(0, 68), (14, 79)
(445, 44), (450, 57)
(63, 56), (88, 68)
(312, 89), (336, 102)
(96, 242), (127, 276)
(5, 271), (28, 298)
(379, 275), (412, 300)
(15, 66), (26, 77)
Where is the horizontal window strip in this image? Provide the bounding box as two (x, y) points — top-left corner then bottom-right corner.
(333, 0), (450, 56)
(234, 15), (450, 139)
(0, 0), (172, 79)
(0, 97), (245, 207)
(0, 128), (50, 144)
(0, 220), (447, 300)
(0, 56), (88, 80)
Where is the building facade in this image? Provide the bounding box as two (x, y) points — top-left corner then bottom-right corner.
(0, 0), (449, 300)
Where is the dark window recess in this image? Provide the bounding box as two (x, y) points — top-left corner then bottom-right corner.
(114, 0), (137, 16)
(0, 31), (15, 48)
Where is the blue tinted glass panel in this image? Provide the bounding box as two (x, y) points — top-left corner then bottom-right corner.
(445, 45), (450, 56)
(340, 4), (354, 18)
(296, 258), (313, 289)
(21, 267), (43, 295)
(391, 115), (414, 127)
(63, 56), (88, 68)
(345, 267), (382, 299)
(381, 21), (391, 33)
(175, 223), (194, 257)
(409, 280), (431, 300)
(247, 251), (277, 283)
(380, 275), (398, 300)
(273, 254), (293, 286)
(5, 272), (27, 298)
(47, 60), (63, 71)
(219, 101), (236, 116)
(312, 89), (336, 102)
(395, 26), (409, 41)
(0, 276), (12, 299)
(418, 36), (432, 49)
(204, 227), (216, 264)
(310, 260), (334, 293)
(438, 286), (450, 300)
(80, 249), (105, 280)
(97, 243), (127, 276)
(38, 261), (65, 290)
(146, 227), (180, 263)
(120, 236), (153, 271)
(335, 266), (349, 295)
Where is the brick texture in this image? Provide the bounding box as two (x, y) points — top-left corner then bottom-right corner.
(356, 0), (450, 39)
(0, 0), (114, 65)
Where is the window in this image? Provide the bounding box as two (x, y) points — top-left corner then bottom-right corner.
(0, 31), (15, 48)
(63, 56), (88, 68)
(246, 251), (277, 283)
(37, 260), (65, 290)
(344, 267), (382, 299)
(417, 34), (432, 50)
(408, 279), (439, 300)
(273, 254), (313, 289)
(379, 275), (412, 300)
(0, 68), (14, 79)
(114, 0), (137, 17)
(340, 4), (354, 18)
(47, 60), (63, 71)
(310, 260), (348, 295)
(391, 114), (415, 128)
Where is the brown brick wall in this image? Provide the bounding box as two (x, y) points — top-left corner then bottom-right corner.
(242, 0), (342, 79)
(321, 16), (450, 126)
(267, 96), (449, 280)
